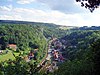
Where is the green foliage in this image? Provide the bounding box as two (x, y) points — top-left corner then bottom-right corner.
(0, 24), (47, 62)
(54, 59), (93, 75)
(53, 30), (100, 75)
(1, 20), (100, 75)
(61, 30), (100, 60)
(0, 57), (39, 75)
(91, 39), (100, 75)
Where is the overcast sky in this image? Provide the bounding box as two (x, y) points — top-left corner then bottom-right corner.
(0, 0), (100, 26)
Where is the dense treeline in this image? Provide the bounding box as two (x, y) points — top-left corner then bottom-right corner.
(60, 30), (100, 60)
(0, 24), (47, 60)
(53, 30), (100, 75)
(0, 20), (72, 38)
(0, 23), (49, 75)
(0, 20), (100, 75)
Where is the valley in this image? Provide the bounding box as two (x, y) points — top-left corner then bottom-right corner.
(0, 20), (100, 75)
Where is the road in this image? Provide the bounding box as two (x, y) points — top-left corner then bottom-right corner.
(37, 38), (65, 73)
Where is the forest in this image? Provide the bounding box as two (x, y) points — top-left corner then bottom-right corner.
(0, 20), (100, 75)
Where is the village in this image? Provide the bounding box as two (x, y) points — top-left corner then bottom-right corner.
(36, 38), (66, 73)
(0, 37), (66, 74)
(0, 43), (39, 62)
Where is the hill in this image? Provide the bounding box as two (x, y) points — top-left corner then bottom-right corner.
(0, 20), (76, 38)
(0, 20), (100, 75)
(0, 23), (47, 61)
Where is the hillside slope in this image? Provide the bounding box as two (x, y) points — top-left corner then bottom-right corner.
(0, 23), (47, 60)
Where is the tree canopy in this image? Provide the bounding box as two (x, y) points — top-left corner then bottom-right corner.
(76, 0), (100, 12)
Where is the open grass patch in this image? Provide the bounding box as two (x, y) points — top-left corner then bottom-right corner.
(0, 50), (15, 62)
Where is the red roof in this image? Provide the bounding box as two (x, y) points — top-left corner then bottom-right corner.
(8, 44), (16, 47)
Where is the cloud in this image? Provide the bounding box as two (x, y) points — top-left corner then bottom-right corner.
(17, 0), (36, 4)
(0, 15), (22, 20)
(0, 4), (100, 27)
(12, 8), (74, 25)
(0, 5), (12, 11)
(36, 0), (88, 14)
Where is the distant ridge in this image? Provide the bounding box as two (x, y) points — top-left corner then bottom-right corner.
(0, 20), (77, 28)
(0, 20), (54, 25)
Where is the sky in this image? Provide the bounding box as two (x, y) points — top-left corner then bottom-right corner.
(0, 0), (100, 27)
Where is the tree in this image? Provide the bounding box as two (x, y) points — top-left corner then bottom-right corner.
(76, 0), (100, 12)
(91, 39), (100, 75)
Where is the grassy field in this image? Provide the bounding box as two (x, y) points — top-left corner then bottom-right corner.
(0, 50), (20, 62)
(0, 50), (15, 62)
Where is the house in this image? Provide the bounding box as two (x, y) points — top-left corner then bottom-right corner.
(24, 56), (30, 62)
(0, 50), (3, 54)
(28, 52), (34, 60)
(34, 48), (38, 52)
(7, 44), (17, 51)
